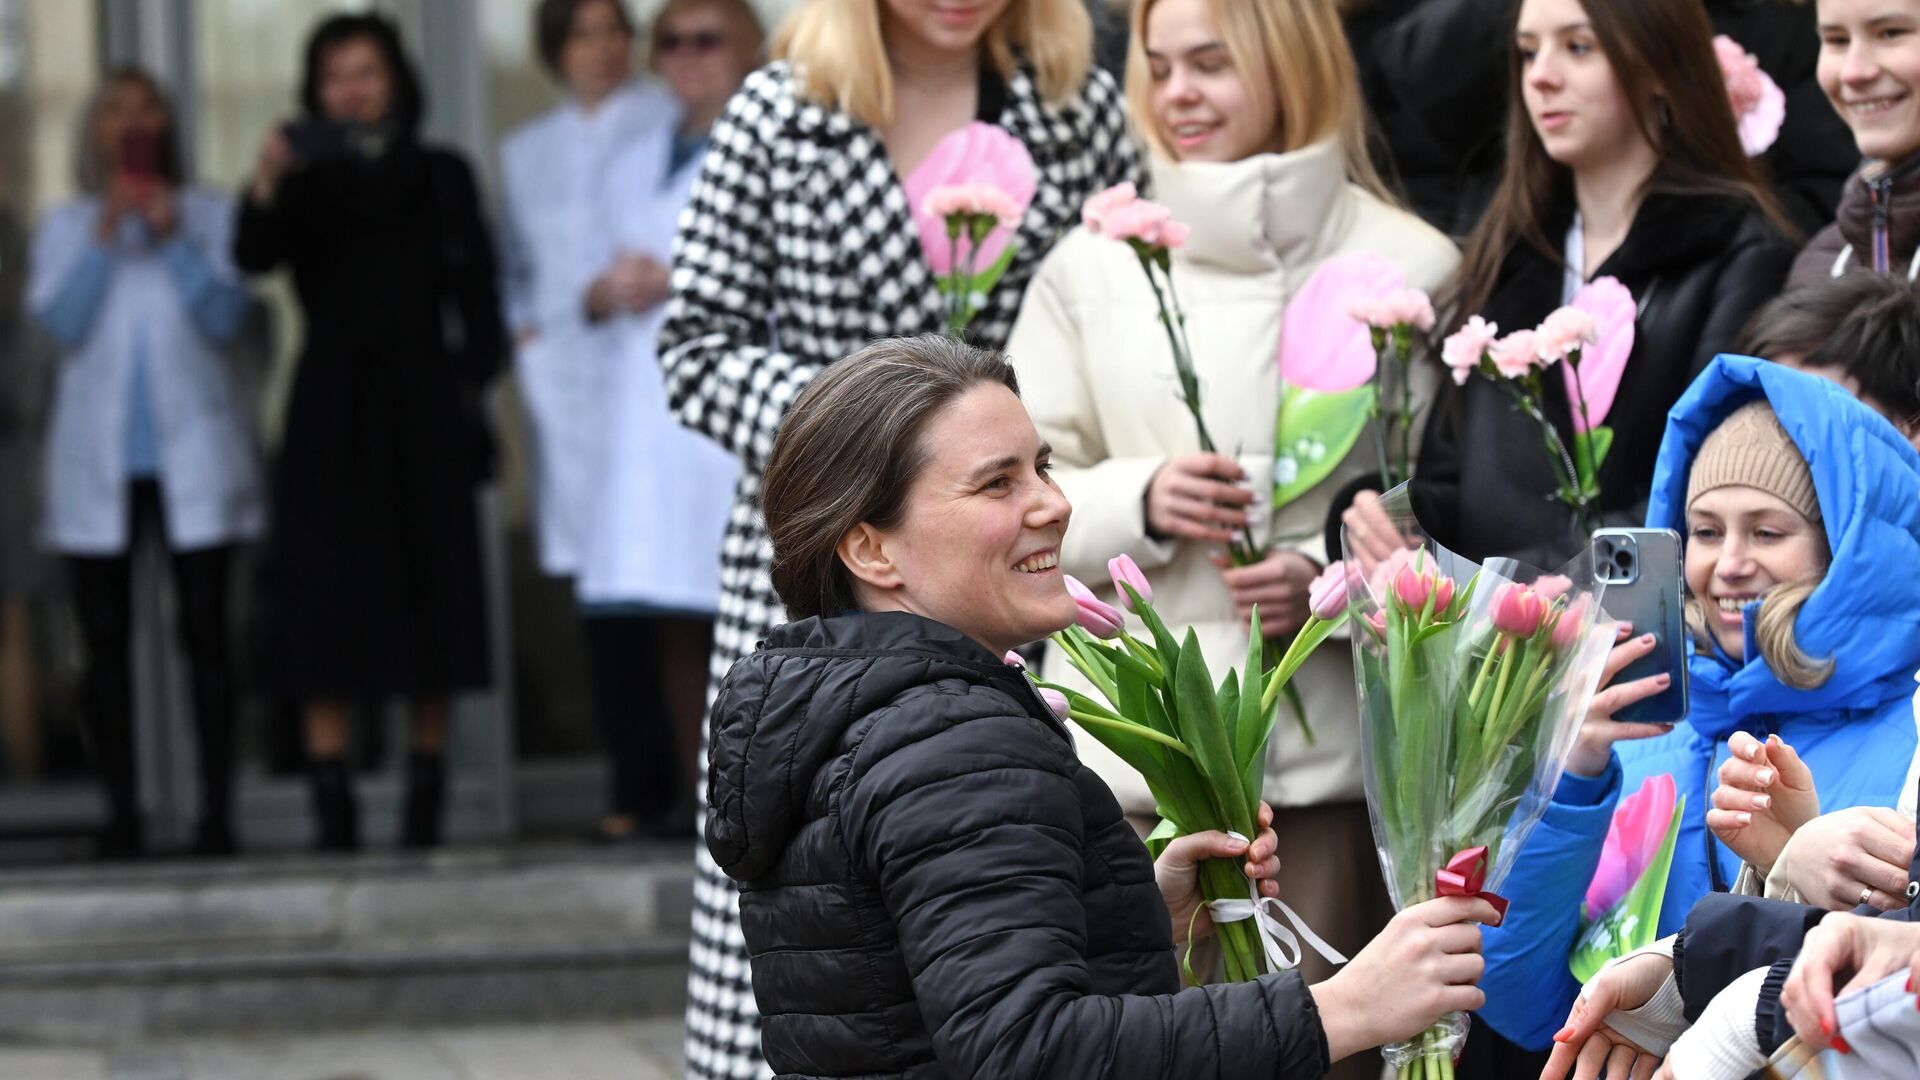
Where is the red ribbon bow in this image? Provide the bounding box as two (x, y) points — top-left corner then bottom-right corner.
(1436, 846), (1510, 920)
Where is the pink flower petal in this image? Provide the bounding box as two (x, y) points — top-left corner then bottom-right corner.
(904, 122), (1037, 275)
(1585, 773), (1677, 917)
(1277, 252), (1406, 393)
(1565, 277), (1636, 432)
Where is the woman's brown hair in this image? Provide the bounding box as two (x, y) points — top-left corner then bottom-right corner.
(1441, 0), (1791, 325)
(763, 335), (1022, 621)
(76, 68), (183, 193)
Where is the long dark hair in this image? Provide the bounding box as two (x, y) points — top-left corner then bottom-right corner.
(763, 336), (1022, 621)
(299, 12), (425, 137)
(1442, 0), (1790, 324)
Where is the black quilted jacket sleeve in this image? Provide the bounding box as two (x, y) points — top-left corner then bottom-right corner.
(838, 697), (1330, 1078)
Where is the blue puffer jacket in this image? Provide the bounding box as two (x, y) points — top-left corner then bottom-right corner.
(1476, 355), (1920, 1050)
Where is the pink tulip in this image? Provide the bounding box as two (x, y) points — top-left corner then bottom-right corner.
(1081, 182), (1139, 234)
(1534, 306), (1598, 364)
(904, 122), (1037, 275)
(1586, 773), (1678, 917)
(1038, 687), (1071, 721)
(1064, 575), (1125, 639)
(1107, 554), (1153, 610)
(1564, 277), (1636, 433)
(1440, 315), (1498, 387)
(1550, 598), (1590, 650)
(1003, 650), (1026, 669)
(1278, 251), (1405, 393)
(1532, 574), (1574, 602)
(1308, 562), (1354, 621)
(1491, 583), (1546, 638)
(1392, 562), (1455, 615)
(1489, 330), (1542, 379)
(1364, 610), (1388, 638)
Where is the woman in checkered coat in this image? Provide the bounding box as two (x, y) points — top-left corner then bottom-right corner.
(656, 1), (1140, 1074)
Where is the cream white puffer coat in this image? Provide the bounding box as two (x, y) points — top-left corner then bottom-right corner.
(1008, 141), (1458, 811)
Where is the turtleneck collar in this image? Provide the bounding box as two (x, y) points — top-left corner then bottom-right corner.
(1147, 140), (1349, 275)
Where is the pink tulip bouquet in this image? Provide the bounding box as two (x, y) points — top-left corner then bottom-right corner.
(1569, 773), (1685, 983)
(1272, 252), (1427, 508)
(1081, 183), (1258, 566)
(1440, 277), (1635, 537)
(1341, 488), (1617, 1078)
(907, 122), (1037, 331)
(1023, 555), (1351, 984)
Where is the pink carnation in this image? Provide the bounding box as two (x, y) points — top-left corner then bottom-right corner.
(1534, 306), (1599, 364)
(1100, 199), (1186, 249)
(923, 183), (1024, 227)
(1714, 35), (1766, 117)
(1082, 182), (1140, 235)
(1351, 288), (1436, 332)
(1441, 315), (1499, 386)
(1489, 329), (1542, 379)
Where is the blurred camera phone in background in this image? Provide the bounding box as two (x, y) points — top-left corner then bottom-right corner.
(117, 128), (163, 194)
(280, 117), (352, 164)
(1592, 527), (1690, 725)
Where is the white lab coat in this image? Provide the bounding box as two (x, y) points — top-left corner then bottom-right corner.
(497, 81), (675, 577)
(28, 189), (263, 555)
(575, 125), (736, 613)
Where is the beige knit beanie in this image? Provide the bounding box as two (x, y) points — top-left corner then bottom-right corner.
(1687, 400), (1820, 522)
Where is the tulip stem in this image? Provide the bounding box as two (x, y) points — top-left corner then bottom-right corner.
(1067, 709), (1194, 757)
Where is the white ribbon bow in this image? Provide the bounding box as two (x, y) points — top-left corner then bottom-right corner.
(1205, 831), (1349, 971)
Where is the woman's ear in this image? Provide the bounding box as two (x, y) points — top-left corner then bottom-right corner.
(837, 522), (903, 593)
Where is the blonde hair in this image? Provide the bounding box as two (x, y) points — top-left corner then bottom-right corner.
(1124, 0), (1394, 203)
(1684, 573), (1835, 690)
(772, 0), (1092, 129)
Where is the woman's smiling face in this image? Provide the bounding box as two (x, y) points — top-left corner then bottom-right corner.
(843, 383), (1075, 657)
(1685, 485), (1829, 660)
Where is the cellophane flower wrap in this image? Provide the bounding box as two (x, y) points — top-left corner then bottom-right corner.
(1569, 774), (1685, 983)
(1341, 484), (1616, 1079)
(1025, 556), (1350, 985)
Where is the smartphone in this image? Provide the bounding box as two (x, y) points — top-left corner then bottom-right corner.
(1592, 528), (1689, 725)
(281, 117), (351, 164)
(117, 129), (163, 181)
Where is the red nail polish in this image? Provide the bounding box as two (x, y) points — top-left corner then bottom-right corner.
(1551, 1026), (1572, 1043)
(1909, 974), (1915, 993)
(1832, 1035), (1852, 1055)
(1820, 1018), (1833, 1038)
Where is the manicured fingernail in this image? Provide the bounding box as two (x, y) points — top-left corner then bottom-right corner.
(1832, 1035), (1852, 1055)
(1736, 812), (1752, 825)
(1744, 743), (1760, 760)
(1757, 769), (1775, 785)
(1656, 673), (1671, 686)
(1754, 795), (1772, 810)
(1551, 1026), (1572, 1043)
(1907, 974), (1914, 993)
(1820, 1018), (1834, 1038)
(1641, 633), (1656, 645)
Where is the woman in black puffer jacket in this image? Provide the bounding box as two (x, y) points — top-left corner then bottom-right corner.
(704, 334), (1502, 1079)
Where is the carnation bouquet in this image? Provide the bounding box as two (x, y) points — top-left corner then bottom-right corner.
(1342, 485), (1617, 1078)
(909, 122), (1037, 331)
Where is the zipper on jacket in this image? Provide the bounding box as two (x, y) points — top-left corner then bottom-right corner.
(1871, 171), (1894, 274)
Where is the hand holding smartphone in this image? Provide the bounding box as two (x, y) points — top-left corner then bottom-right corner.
(1592, 528), (1690, 725)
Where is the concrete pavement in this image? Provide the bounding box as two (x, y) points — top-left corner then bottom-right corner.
(0, 1019), (686, 1079)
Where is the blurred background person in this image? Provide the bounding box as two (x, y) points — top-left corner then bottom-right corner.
(656, 0), (1141, 1071)
(499, 0), (755, 844)
(26, 68), (260, 858)
(235, 13), (504, 853)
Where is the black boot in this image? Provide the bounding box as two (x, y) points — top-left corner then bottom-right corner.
(309, 758), (360, 852)
(401, 751), (444, 849)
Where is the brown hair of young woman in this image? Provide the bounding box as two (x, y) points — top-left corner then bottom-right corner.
(1440, 0), (1793, 326)
(762, 335), (1023, 621)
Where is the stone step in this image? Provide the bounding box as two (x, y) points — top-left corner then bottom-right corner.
(0, 842), (695, 1042)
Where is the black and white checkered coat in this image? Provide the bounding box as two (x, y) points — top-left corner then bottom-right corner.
(658, 58), (1140, 1080)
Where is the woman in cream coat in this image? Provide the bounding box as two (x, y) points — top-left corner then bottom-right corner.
(1007, 0), (1455, 1044)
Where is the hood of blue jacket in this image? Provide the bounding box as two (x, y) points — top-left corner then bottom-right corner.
(1646, 354), (1920, 741)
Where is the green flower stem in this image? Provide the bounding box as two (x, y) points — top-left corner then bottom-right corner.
(1052, 630), (1121, 703)
(1066, 708), (1194, 757)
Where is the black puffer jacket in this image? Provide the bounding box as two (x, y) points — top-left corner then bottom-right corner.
(1409, 189), (1794, 569)
(706, 611), (1330, 1079)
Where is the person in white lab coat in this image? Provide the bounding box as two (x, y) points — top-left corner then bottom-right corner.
(499, 0), (758, 840)
(29, 68), (261, 857)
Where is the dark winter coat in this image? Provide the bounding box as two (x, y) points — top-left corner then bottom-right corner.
(1408, 189), (1794, 569)
(1675, 776), (1920, 1056)
(233, 142), (503, 697)
(1790, 157), (1920, 287)
(705, 611), (1330, 1079)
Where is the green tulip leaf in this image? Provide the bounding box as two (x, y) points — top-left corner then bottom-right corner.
(1273, 385), (1377, 511)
